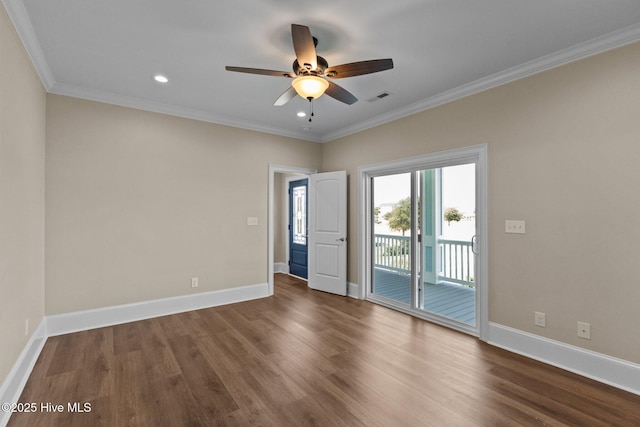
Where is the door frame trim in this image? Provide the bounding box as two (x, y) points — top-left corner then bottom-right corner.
(268, 165), (317, 296)
(357, 144), (489, 341)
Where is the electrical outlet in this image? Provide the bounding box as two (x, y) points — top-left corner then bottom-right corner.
(534, 311), (546, 327)
(578, 321), (591, 339)
(191, 277), (199, 288)
(505, 220), (526, 234)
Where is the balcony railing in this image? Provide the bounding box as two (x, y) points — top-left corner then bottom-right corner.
(374, 234), (411, 273)
(438, 238), (474, 288)
(373, 234), (475, 288)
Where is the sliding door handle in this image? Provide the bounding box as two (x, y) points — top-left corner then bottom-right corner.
(471, 235), (478, 255)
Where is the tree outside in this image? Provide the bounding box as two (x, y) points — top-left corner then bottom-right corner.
(444, 207), (463, 226)
(383, 197), (411, 235)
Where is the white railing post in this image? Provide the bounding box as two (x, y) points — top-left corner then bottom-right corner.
(437, 238), (474, 288)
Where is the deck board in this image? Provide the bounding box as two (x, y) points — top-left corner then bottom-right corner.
(373, 268), (476, 325)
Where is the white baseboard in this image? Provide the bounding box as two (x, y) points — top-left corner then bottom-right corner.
(488, 322), (640, 396)
(348, 282), (360, 299)
(0, 319), (47, 427)
(273, 262), (289, 274)
(47, 282), (269, 336)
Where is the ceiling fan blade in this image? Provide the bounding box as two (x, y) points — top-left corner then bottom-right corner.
(291, 24), (317, 71)
(273, 87), (297, 106)
(325, 81), (357, 105)
(225, 66), (295, 78)
(325, 59), (394, 79)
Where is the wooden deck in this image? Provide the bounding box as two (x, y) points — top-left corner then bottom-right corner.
(373, 268), (476, 325)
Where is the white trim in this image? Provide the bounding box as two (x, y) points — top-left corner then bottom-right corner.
(0, 319), (47, 427)
(322, 23), (640, 142)
(357, 145), (489, 340)
(1, 0), (55, 89)
(268, 165), (317, 296)
(273, 262), (289, 274)
(489, 322), (640, 396)
(476, 147), (489, 341)
(347, 282), (360, 299)
(47, 283), (268, 336)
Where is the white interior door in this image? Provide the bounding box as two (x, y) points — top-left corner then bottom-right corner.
(308, 171), (347, 296)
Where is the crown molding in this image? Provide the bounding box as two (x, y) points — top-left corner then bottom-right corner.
(321, 22), (640, 142)
(2, 0), (55, 89)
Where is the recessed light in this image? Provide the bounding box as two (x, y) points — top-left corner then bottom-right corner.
(153, 74), (169, 83)
(297, 112), (306, 117)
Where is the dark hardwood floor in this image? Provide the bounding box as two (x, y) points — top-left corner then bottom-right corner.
(8, 273), (640, 426)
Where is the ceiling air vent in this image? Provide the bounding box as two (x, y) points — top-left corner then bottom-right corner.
(368, 91), (390, 102)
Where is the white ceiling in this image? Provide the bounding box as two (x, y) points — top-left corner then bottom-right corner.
(5, 0), (640, 142)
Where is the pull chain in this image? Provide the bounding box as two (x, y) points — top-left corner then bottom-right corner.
(307, 97), (315, 122)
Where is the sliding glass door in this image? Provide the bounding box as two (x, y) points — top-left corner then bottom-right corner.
(365, 148), (485, 335)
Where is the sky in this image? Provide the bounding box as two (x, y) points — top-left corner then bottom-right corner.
(373, 163), (476, 239)
(373, 163), (475, 214)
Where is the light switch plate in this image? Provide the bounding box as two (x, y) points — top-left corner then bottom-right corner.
(505, 220), (525, 234)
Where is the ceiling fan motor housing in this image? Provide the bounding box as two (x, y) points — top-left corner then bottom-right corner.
(293, 56), (329, 76)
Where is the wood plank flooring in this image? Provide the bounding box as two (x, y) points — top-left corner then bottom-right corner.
(8, 273), (640, 426)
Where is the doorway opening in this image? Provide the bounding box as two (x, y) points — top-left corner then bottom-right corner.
(269, 166), (348, 297)
(288, 177), (308, 280)
(359, 145), (488, 339)
(268, 165), (316, 295)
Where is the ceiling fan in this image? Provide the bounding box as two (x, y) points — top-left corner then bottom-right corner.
(225, 24), (393, 111)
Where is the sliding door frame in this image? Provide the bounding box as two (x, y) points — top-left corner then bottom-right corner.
(357, 144), (489, 341)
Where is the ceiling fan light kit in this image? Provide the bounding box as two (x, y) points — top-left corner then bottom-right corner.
(225, 24), (394, 120)
(291, 75), (329, 100)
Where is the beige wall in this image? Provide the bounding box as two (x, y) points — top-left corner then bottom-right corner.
(45, 95), (322, 314)
(323, 42), (640, 363)
(0, 5), (46, 383)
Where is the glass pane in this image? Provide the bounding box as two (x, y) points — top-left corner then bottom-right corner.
(372, 173), (411, 305)
(292, 185), (306, 245)
(420, 163), (476, 326)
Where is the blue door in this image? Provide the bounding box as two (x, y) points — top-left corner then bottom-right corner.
(289, 178), (308, 279)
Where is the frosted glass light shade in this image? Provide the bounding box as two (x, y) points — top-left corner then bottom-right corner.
(291, 76), (329, 99)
